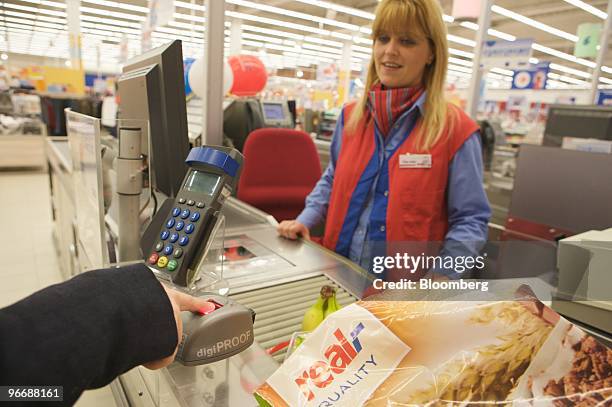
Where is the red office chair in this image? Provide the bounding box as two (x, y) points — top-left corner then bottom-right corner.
(238, 128), (321, 222)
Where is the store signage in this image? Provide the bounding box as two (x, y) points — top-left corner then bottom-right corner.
(597, 90), (612, 106)
(145, 0), (175, 31)
(511, 62), (550, 90)
(451, 0), (481, 20)
(480, 38), (533, 70)
(574, 23), (602, 58)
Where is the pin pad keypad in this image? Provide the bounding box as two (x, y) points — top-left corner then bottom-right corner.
(147, 198), (206, 273)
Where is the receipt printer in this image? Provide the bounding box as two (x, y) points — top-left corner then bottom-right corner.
(176, 293), (255, 366)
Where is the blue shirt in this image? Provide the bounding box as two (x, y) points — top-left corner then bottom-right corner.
(297, 92), (491, 275)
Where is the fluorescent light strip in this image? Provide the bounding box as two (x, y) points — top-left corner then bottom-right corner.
(301, 42), (342, 55)
(449, 56), (473, 67)
(353, 52), (371, 60)
(547, 72), (589, 85)
(227, 11), (330, 36)
(293, 0), (374, 20)
(491, 5), (578, 42)
(460, 21), (479, 30)
(80, 6), (146, 22)
(283, 51), (334, 64)
(487, 29), (516, 41)
(241, 24), (305, 41)
(531, 43), (596, 68)
(16, 0), (65, 8)
(227, 0), (360, 32)
(174, 13), (205, 23)
(80, 21), (140, 36)
(490, 67), (514, 76)
(1, 10), (65, 25)
(174, 1), (205, 12)
(447, 34), (476, 47)
(2, 3), (66, 17)
(168, 21), (204, 31)
(80, 15), (142, 30)
(353, 37), (372, 45)
(4, 22), (61, 35)
(352, 44), (371, 54)
(241, 32), (284, 45)
(81, 0), (148, 13)
(330, 32), (352, 40)
(449, 48), (474, 59)
(303, 36), (343, 48)
(2, 16), (65, 30)
(562, 0), (607, 19)
(549, 62), (591, 78)
(448, 64), (472, 74)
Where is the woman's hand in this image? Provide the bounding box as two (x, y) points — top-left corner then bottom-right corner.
(144, 285), (214, 370)
(277, 220), (310, 240)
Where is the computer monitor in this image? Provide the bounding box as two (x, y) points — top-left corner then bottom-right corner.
(543, 104), (612, 147)
(260, 100), (293, 128)
(118, 40), (189, 198)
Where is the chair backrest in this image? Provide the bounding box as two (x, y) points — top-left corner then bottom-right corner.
(237, 128), (321, 220)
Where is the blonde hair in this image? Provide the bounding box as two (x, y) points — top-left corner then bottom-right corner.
(346, 0), (452, 151)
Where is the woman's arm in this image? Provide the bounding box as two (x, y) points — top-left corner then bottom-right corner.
(434, 132), (491, 278)
(295, 109), (345, 229)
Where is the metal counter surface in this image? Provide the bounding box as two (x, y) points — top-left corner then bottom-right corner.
(115, 196), (371, 407)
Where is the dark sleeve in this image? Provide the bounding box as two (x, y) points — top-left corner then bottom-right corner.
(0, 263), (178, 405)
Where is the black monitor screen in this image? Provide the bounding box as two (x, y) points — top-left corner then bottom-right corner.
(263, 103), (285, 120)
(183, 170), (221, 196)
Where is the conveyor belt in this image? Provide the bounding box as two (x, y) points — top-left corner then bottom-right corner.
(230, 275), (357, 363)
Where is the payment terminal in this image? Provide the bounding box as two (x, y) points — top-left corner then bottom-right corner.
(143, 146), (243, 287)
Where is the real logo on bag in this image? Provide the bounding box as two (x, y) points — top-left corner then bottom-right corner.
(294, 322), (365, 401)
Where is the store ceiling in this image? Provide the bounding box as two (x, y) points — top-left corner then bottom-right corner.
(0, 0), (610, 89)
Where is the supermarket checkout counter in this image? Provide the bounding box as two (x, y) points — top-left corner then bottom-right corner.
(45, 137), (370, 406)
(45, 137), (610, 405)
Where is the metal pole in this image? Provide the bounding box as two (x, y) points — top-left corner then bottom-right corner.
(116, 127), (143, 262)
(202, 0), (225, 146)
(466, 0), (494, 118)
(66, 0), (82, 70)
(230, 19), (242, 56)
(589, 0), (612, 104)
(341, 40), (353, 104)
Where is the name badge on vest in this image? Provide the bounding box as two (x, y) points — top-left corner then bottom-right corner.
(399, 153), (432, 169)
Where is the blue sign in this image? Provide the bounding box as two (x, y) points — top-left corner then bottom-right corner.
(597, 90), (612, 106)
(183, 58), (195, 96)
(512, 62), (549, 90)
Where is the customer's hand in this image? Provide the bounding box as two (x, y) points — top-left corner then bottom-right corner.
(277, 220), (310, 240)
(144, 285), (213, 370)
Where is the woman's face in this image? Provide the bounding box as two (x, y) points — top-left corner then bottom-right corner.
(373, 30), (433, 88)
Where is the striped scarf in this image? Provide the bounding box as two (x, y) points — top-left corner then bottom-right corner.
(367, 83), (424, 138)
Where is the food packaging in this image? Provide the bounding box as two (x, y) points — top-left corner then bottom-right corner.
(254, 290), (611, 406)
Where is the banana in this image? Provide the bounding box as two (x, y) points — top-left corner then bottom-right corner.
(324, 292), (341, 318)
(301, 295), (326, 332)
(301, 285), (341, 332)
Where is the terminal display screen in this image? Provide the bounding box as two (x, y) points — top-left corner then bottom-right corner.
(263, 103), (285, 120)
(183, 170), (221, 196)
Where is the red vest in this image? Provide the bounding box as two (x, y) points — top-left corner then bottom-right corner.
(323, 102), (479, 251)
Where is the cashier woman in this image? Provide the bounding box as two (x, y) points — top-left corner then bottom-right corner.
(278, 0), (491, 273)
(0, 264), (211, 405)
